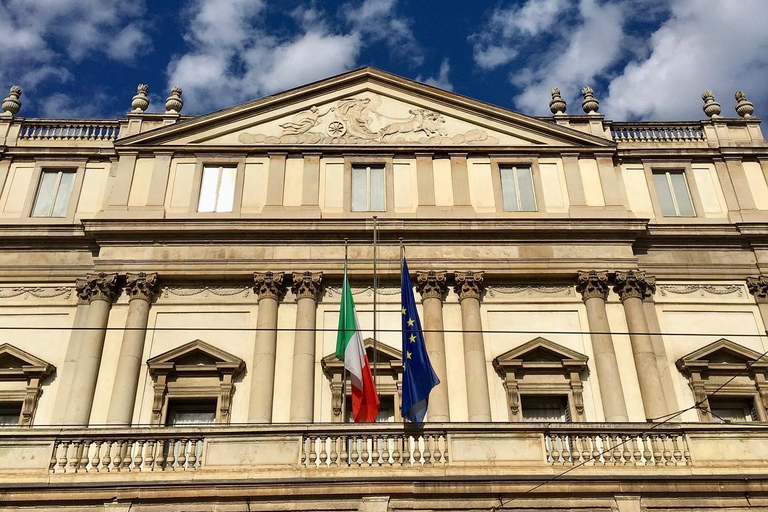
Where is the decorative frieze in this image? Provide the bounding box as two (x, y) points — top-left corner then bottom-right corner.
(253, 272), (285, 301)
(453, 271), (485, 301)
(486, 285), (572, 297)
(660, 284), (744, 297)
(575, 270), (609, 301)
(161, 286), (251, 298)
(416, 271), (448, 301)
(75, 273), (120, 303)
(0, 287), (72, 300)
(292, 271), (323, 300)
(124, 272), (159, 302)
(747, 276), (768, 303)
(613, 270), (656, 301)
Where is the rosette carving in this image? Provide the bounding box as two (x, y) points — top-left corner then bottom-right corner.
(416, 270), (448, 301)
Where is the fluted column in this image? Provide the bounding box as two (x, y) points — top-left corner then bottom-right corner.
(454, 271), (492, 422)
(417, 270), (450, 422)
(289, 271), (323, 423)
(576, 271), (629, 422)
(747, 276), (768, 330)
(248, 272), (285, 423)
(106, 273), (159, 425)
(63, 273), (120, 426)
(614, 270), (667, 421)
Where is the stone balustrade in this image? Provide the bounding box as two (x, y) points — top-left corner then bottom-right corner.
(545, 429), (690, 466)
(18, 120), (120, 141)
(610, 122), (706, 143)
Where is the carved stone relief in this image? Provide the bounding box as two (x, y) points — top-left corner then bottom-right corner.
(238, 93), (501, 146)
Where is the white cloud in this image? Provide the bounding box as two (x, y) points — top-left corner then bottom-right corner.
(417, 59), (453, 92)
(36, 92), (118, 119)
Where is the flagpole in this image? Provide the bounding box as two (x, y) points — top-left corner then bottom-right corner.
(341, 237), (348, 423)
(399, 237), (404, 425)
(372, 216), (379, 404)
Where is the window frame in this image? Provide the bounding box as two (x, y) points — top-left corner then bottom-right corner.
(499, 165), (537, 212)
(187, 156), (246, 217)
(30, 169), (77, 218)
(343, 156), (394, 217)
(490, 156), (547, 216)
(520, 394), (571, 423)
(22, 160), (86, 223)
(643, 161), (705, 221)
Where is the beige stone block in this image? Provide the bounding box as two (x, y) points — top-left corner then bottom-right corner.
(169, 162), (196, 211)
(623, 165), (654, 216)
(539, 161), (565, 211)
(76, 164), (109, 215)
(283, 157), (304, 207)
(469, 160), (495, 210)
(433, 158), (454, 206)
(127, 157), (153, 207)
(0, 441), (54, 471)
(449, 434), (544, 465)
(743, 161), (768, 210)
(204, 436), (301, 467)
(242, 162), (266, 213)
(323, 162), (344, 209)
(693, 165), (725, 214)
(579, 158), (605, 206)
(688, 433), (768, 466)
(2, 165), (33, 215)
(393, 160), (414, 211)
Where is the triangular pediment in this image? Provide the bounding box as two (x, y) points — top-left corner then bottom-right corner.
(0, 343), (54, 378)
(677, 339), (767, 373)
(117, 67), (614, 149)
(147, 339), (244, 374)
(493, 337), (588, 372)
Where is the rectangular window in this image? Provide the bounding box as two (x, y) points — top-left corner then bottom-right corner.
(708, 396), (758, 423)
(31, 170), (76, 217)
(521, 395), (570, 422)
(653, 170), (695, 217)
(500, 166), (536, 211)
(345, 395), (395, 423)
(0, 402), (21, 426)
(165, 399), (217, 426)
(351, 164), (386, 212)
(198, 165), (237, 213)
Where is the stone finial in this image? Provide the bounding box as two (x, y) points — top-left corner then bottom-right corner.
(576, 270), (609, 300)
(131, 84), (150, 113)
(549, 87), (567, 115)
(291, 271), (323, 301)
(165, 86), (183, 114)
(254, 271), (286, 301)
(124, 272), (159, 302)
(735, 91), (754, 118)
(74, 272), (120, 303)
(453, 271), (485, 301)
(702, 90), (721, 118)
(747, 276), (768, 303)
(416, 270), (448, 301)
(1, 86), (22, 117)
(613, 270), (656, 302)
(581, 86), (599, 114)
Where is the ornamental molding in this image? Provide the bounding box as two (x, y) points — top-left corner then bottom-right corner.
(613, 270), (656, 302)
(486, 285), (572, 297)
(324, 286), (400, 297)
(0, 287), (72, 300)
(75, 273), (120, 303)
(659, 284), (744, 297)
(575, 270), (609, 301)
(161, 286), (251, 298)
(453, 271), (485, 301)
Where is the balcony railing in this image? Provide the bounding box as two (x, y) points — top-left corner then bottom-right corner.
(1, 423), (766, 476)
(611, 122), (706, 143)
(18, 120), (120, 141)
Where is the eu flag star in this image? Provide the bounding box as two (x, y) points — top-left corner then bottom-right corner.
(406, 351), (412, 359)
(402, 308), (406, 314)
(407, 318), (415, 326)
(409, 334), (416, 343)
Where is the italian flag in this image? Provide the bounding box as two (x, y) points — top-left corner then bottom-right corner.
(335, 268), (380, 423)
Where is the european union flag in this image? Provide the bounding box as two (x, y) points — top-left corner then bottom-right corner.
(400, 257), (439, 427)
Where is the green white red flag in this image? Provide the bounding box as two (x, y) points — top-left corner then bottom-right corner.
(335, 267), (379, 422)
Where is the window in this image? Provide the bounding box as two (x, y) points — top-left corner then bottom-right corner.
(351, 164), (385, 212)
(653, 170), (695, 217)
(165, 399), (217, 426)
(198, 165), (236, 212)
(31, 170), (76, 217)
(345, 395), (395, 423)
(521, 395), (570, 422)
(500, 166), (536, 212)
(708, 396), (758, 423)
(0, 402), (21, 426)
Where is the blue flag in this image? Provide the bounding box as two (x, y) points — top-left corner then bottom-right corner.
(400, 257), (439, 427)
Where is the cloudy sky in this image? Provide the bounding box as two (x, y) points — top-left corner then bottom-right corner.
(1, 0), (767, 121)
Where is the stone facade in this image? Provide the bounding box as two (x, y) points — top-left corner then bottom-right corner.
(0, 68), (767, 511)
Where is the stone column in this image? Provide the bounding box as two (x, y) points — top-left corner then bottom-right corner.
(248, 272), (285, 423)
(747, 276), (768, 331)
(106, 273), (159, 426)
(454, 271), (492, 422)
(63, 273), (120, 426)
(576, 271), (628, 422)
(289, 271), (323, 423)
(614, 270), (667, 421)
(416, 270), (450, 422)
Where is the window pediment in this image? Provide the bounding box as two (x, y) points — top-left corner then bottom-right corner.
(676, 338), (767, 375)
(493, 337), (589, 373)
(0, 343), (54, 380)
(147, 339), (244, 377)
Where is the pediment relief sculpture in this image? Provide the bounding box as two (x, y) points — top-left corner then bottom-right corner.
(238, 93), (501, 146)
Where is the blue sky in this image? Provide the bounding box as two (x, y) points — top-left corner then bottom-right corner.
(1, 0), (767, 121)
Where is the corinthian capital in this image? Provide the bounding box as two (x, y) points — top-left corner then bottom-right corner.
(416, 270), (448, 301)
(125, 272), (159, 302)
(453, 271), (485, 301)
(75, 272), (120, 303)
(613, 270), (656, 301)
(576, 270), (609, 301)
(291, 271), (323, 301)
(747, 276), (768, 303)
(254, 271), (285, 301)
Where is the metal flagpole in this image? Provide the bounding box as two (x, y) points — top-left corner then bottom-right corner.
(399, 237), (404, 425)
(372, 216), (379, 404)
(341, 238), (348, 423)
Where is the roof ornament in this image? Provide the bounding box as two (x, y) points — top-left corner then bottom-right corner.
(1, 86), (22, 117)
(165, 86), (183, 114)
(581, 86), (599, 115)
(549, 87), (567, 115)
(735, 91), (754, 118)
(131, 84), (150, 113)
(701, 90), (721, 118)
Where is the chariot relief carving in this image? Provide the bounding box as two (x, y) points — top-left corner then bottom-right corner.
(238, 93), (500, 146)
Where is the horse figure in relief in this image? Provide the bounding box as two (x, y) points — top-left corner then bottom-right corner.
(378, 109), (447, 140)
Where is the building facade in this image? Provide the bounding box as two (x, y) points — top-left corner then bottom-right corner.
(0, 68), (767, 511)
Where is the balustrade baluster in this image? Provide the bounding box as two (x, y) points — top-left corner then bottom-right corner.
(154, 439), (165, 471)
(134, 440), (145, 471)
(349, 436), (359, 467)
(391, 435), (401, 466)
(579, 435), (590, 464)
(69, 441), (82, 473)
(57, 441), (70, 473)
(421, 436), (432, 466)
(609, 435), (621, 466)
(562, 435), (573, 465)
(340, 435), (349, 467)
(630, 435), (641, 466)
(177, 439), (188, 470)
(361, 436), (370, 467)
(651, 435), (662, 465)
(318, 436), (328, 467)
(188, 439), (199, 470)
(49, 442), (60, 473)
(308, 436), (318, 468)
(144, 441), (155, 471)
(621, 435), (632, 465)
(166, 439), (176, 470)
(121, 441), (134, 471)
(91, 441), (102, 472)
(599, 435), (611, 465)
(549, 434), (560, 464)
(329, 436), (339, 468)
(433, 435), (443, 466)
(671, 435), (683, 465)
